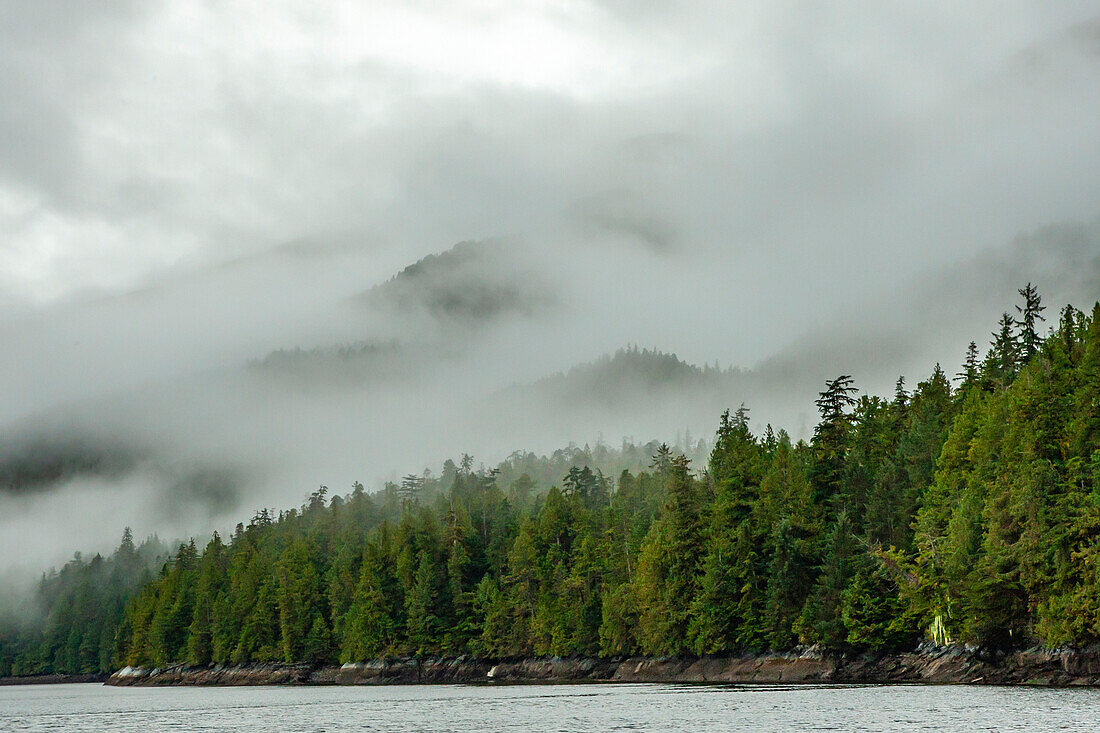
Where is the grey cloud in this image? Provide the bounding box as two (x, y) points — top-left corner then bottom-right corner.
(161, 468), (245, 521)
(0, 434), (144, 495)
(1, 2), (1100, 575)
(571, 190), (678, 252)
(757, 219), (1100, 402)
(0, 429), (247, 532)
(0, 1), (148, 209)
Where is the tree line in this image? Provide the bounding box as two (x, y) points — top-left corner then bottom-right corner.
(3, 285), (1099, 676)
(0, 530), (166, 677)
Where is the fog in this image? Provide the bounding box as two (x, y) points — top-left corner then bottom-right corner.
(2, 2), (1100, 575)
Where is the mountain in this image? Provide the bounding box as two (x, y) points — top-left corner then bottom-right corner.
(360, 239), (552, 327)
(248, 340), (408, 386)
(0, 435), (141, 496)
(512, 346), (742, 408)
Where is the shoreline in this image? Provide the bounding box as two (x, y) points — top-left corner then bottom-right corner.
(93, 644), (1100, 688)
(5, 645), (1099, 688)
(0, 673), (107, 686)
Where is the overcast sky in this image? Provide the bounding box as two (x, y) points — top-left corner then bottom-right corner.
(2, 2), (1098, 302)
(2, 1), (1100, 569)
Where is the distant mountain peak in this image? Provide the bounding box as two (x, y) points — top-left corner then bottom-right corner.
(509, 346), (743, 409)
(361, 239), (552, 325)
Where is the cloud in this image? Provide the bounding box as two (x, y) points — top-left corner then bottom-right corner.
(756, 219), (1100, 399)
(571, 190), (678, 252)
(0, 434), (144, 495)
(1, 1), (1100, 575)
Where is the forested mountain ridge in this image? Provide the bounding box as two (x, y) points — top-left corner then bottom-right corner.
(503, 346), (743, 408)
(2, 286), (1099, 677)
(360, 239), (551, 324)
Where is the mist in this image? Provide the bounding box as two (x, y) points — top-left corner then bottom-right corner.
(2, 2), (1100, 577)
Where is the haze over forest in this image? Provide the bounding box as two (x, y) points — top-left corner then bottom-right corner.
(2, 1), (1100, 587)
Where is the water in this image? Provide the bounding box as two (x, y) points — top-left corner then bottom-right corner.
(1, 682), (1098, 732)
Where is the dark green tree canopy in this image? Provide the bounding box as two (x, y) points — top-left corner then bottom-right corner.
(3, 288), (1098, 677)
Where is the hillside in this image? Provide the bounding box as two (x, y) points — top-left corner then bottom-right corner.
(3, 287), (1097, 678)
(361, 240), (550, 325)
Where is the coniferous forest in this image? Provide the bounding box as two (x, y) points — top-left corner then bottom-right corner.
(3, 287), (1100, 678)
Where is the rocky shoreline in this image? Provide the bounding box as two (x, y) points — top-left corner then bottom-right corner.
(100, 644), (1100, 687)
(0, 672), (108, 686)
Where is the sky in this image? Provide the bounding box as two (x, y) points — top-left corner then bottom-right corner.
(2, 1), (1100, 572)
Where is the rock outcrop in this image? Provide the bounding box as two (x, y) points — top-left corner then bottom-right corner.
(105, 645), (1100, 687)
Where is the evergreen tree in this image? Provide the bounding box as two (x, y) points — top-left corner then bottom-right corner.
(341, 543), (398, 661)
(956, 341), (980, 392)
(985, 312), (1019, 386)
(810, 375), (858, 509)
(1014, 282), (1046, 364)
(797, 512), (859, 649)
(635, 454), (702, 654)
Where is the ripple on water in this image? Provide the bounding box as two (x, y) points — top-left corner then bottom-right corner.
(2, 682), (1100, 732)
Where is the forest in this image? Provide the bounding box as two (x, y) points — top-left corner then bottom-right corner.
(2, 285), (1099, 677)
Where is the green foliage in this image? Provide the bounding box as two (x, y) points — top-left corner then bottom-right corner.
(0, 528), (163, 676)
(635, 455), (704, 655)
(5, 289), (1100, 676)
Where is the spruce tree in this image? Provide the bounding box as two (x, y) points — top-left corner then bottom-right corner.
(985, 313), (1019, 386)
(1014, 282), (1046, 364)
(810, 375), (858, 507)
(956, 341), (980, 391)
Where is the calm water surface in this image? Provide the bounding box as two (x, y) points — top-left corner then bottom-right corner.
(1, 682), (1098, 732)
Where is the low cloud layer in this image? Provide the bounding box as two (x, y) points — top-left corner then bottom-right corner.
(2, 2), (1100, 573)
